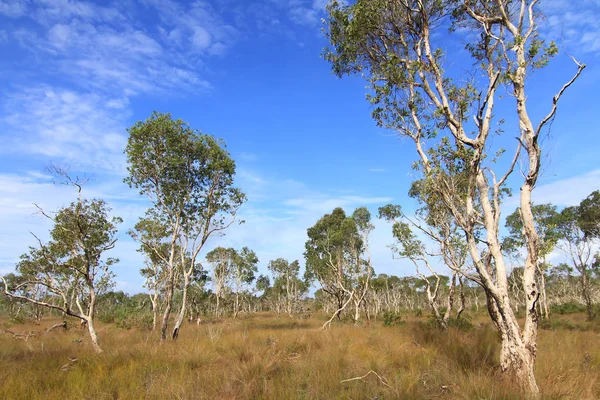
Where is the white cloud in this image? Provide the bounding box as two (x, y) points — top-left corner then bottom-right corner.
(542, 0), (600, 55)
(532, 169), (600, 206)
(0, 0), (28, 18)
(1, 86), (130, 172)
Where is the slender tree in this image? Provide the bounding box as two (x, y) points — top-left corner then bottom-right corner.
(231, 247), (259, 318)
(304, 207), (367, 329)
(125, 112), (245, 341)
(206, 246), (235, 317)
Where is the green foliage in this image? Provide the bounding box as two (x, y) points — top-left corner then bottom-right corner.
(503, 203), (559, 259)
(304, 207), (363, 285)
(447, 316), (474, 332)
(382, 311), (405, 327)
(551, 302), (587, 315)
(125, 112), (246, 234)
(578, 190), (600, 239)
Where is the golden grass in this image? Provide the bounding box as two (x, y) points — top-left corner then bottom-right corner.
(1, 313), (598, 399)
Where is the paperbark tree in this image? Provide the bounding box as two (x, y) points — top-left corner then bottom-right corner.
(351, 207), (375, 322)
(324, 0), (584, 393)
(125, 112), (245, 341)
(1, 180), (120, 353)
(206, 246), (235, 317)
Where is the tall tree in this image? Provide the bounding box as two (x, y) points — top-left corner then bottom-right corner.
(1, 178), (120, 353)
(125, 112), (246, 341)
(324, 0), (584, 392)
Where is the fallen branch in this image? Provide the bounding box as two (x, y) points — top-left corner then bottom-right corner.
(340, 370), (392, 388)
(1, 328), (36, 340)
(44, 321), (67, 334)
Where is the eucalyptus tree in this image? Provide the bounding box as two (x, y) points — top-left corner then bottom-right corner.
(379, 204), (466, 328)
(133, 216), (169, 331)
(503, 204), (560, 319)
(267, 258), (307, 316)
(554, 191), (600, 319)
(324, 0), (584, 392)
(125, 112), (246, 341)
(304, 207), (368, 328)
(0, 184), (120, 353)
(350, 207), (375, 322)
(206, 246), (235, 317)
(231, 247), (258, 318)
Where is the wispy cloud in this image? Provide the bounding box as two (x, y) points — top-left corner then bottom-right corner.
(1, 86), (130, 172)
(543, 0), (600, 55)
(532, 169), (600, 207)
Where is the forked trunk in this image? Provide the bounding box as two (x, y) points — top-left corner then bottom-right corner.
(485, 290), (539, 394)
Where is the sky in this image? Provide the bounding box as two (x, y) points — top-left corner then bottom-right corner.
(0, 0), (599, 294)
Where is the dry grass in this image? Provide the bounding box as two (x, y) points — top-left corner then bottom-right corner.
(1, 313), (598, 399)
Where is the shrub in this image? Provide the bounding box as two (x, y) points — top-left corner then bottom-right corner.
(447, 316), (474, 332)
(552, 302), (586, 315)
(382, 311), (405, 327)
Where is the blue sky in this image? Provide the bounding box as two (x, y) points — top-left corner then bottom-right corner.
(0, 0), (599, 294)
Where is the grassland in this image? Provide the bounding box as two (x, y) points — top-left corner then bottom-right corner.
(1, 313), (599, 399)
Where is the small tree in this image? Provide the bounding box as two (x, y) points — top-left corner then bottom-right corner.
(379, 204), (467, 328)
(304, 207), (368, 328)
(231, 247), (259, 318)
(125, 112), (245, 340)
(554, 191), (600, 319)
(1, 181), (120, 353)
(503, 204), (560, 319)
(206, 246), (235, 317)
(267, 258), (308, 317)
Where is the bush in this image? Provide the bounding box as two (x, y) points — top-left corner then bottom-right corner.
(447, 316), (474, 332)
(382, 311), (405, 327)
(552, 302), (586, 315)
(412, 308), (423, 317)
(114, 312), (154, 331)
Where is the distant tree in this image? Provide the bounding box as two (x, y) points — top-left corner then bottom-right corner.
(379, 204), (466, 329)
(324, 0), (584, 392)
(554, 191), (600, 319)
(231, 247), (258, 318)
(125, 112), (245, 341)
(304, 207), (368, 329)
(350, 207), (375, 322)
(503, 204), (560, 319)
(133, 216), (170, 331)
(206, 246), (235, 317)
(1, 173), (120, 353)
(268, 258), (308, 317)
